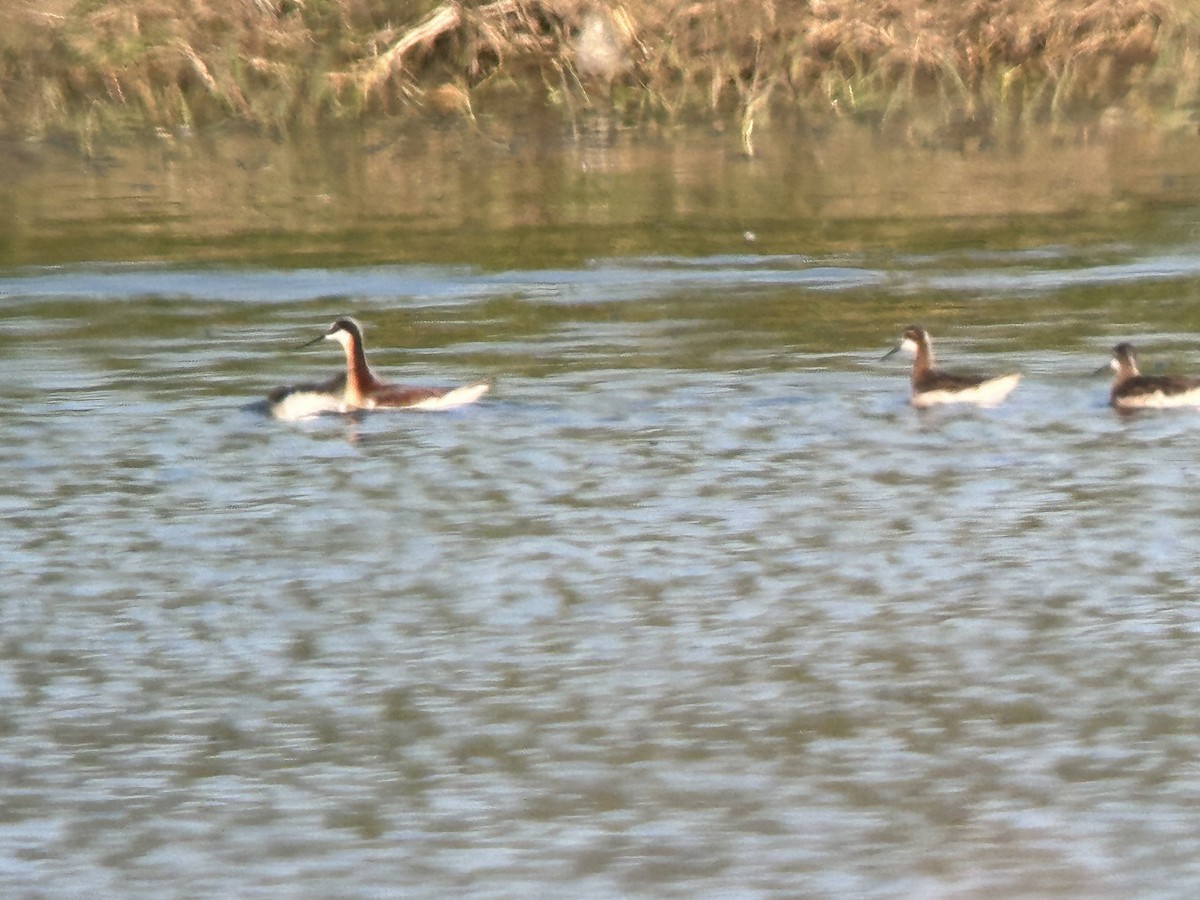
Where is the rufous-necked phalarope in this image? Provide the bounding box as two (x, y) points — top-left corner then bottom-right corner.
(882, 325), (1020, 408)
(1103, 341), (1200, 410)
(268, 317), (489, 419)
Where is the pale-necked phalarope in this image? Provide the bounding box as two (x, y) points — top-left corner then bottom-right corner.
(267, 317), (489, 419)
(1103, 342), (1200, 410)
(882, 325), (1020, 408)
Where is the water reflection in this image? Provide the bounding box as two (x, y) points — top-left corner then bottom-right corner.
(3, 121), (1200, 270)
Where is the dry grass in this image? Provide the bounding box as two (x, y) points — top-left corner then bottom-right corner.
(0, 0), (1196, 145)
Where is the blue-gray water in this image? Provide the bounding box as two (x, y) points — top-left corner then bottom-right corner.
(4, 127), (1200, 897)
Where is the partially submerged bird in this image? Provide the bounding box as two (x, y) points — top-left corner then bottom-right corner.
(263, 371), (347, 420)
(1103, 341), (1200, 410)
(266, 317), (489, 420)
(882, 325), (1020, 408)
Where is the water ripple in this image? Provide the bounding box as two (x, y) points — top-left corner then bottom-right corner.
(3, 253), (1200, 897)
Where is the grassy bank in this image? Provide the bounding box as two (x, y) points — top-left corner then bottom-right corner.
(2, 1), (1197, 148)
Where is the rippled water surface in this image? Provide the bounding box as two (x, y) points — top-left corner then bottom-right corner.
(4, 126), (1200, 897)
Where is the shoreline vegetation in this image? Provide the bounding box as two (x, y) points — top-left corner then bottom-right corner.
(1, 1), (1197, 151)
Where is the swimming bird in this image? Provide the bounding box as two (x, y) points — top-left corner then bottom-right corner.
(298, 317), (490, 413)
(882, 325), (1020, 408)
(1103, 341), (1200, 410)
(263, 371), (347, 420)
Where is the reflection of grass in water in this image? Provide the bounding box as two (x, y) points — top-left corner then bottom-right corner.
(3, 119), (1194, 271)
(2, 1), (1197, 146)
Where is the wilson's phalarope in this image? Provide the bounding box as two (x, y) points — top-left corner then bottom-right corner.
(265, 372), (347, 420)
(882, 325), (1020, 408)
(1103, 342), (1200, 410)
(305, 317), (489, 411)
(266, 317), (489, 419)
